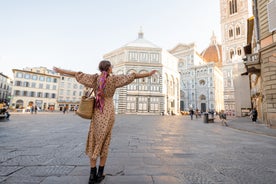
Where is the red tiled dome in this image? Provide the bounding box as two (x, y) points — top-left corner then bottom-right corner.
(201, 33), (222, 67)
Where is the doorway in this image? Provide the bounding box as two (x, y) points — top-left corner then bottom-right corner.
(201, 103), (206, 112)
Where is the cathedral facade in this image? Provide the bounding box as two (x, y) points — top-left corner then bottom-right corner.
(170, 34), (224, 113)
(103, 31), (180, 115)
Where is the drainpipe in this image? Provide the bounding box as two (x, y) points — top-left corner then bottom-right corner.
(253, 0), (260, 47)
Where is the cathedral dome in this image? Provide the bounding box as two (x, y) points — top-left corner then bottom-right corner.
(201, 32), (222, 67)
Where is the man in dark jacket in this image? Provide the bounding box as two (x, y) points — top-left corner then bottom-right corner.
(251, 108), (258, 123)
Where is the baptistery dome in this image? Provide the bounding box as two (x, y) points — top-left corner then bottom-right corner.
(124, 30), (160, 49)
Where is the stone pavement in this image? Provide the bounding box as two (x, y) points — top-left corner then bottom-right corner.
(0, 112), (276, 184)
(213, 115), (276, 137)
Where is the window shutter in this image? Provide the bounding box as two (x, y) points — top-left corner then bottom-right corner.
(267, 0), (276, 32)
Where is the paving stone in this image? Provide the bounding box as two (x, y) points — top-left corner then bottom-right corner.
(1, 175), (45, 184)
(40, 176), (88, 184)
(217, 167), (264, 184)
(0, 150), (23, 163)
(0, 166), (22, 176)
(108, 157), (144, 167)
(152, 176), (181, 184)
(129, 153), (156, 158)
(177, 168), (218, 184)
(68, 166), (90, 176)
(0, 176), (8, 183)
(11, 166), (75, 177)
(124, 165), (171, 176)
(104, 175), (153, 184)
(1, 155), (51, 166)
(143, 157), (163, 166)
(108, 152), (129, 158)
(65, 156), (90, 166)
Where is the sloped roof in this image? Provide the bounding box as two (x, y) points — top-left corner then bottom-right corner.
(124, 31), (160, 49)
(169, 43), (195, 54)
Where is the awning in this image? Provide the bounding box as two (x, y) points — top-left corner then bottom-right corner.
(247, 16), (254, 44)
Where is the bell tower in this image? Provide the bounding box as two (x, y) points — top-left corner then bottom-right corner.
(220, 0), (252, 116)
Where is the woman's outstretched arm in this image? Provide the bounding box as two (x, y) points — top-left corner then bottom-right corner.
(53, 67), (77, 77)
(134, 70), (157, 79)
(54, 67), (97, 88)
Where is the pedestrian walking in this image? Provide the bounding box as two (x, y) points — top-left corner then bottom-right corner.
(210, 109), (215, 118)
(249, 108), (258, 123)
(219, 110), (228, 126)
(189, 109), (194, 120)
(63, 106), (67, 114)
(53, 60), (157, 184)
(31, 105), (34, 114)
(74, 105), (78, 115)
(34, 105), (38, 114)
(195, 108), (199, 119)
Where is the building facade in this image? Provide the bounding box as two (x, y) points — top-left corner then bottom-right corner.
(220, 0), (252, 116)
(104, 31), (180, 115)
(0, 73), (12, 104)
(170, 34), (224, 113)
(244, 0), (276, 126)
(11, 67), (84, 112)
(11, 67), (60, 111)
(258, 0), (276, 126)
(57, 75), (84, 111)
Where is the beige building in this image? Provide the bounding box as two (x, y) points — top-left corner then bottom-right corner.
(170, 34), (224, 113)
(220, 0), (252, 116)
(244, 0), (276, 126)
(104, 31), (180, 115)
(11, 67), (84, 112)
(11, 67), (60, 111)
(57, 75), (84, 112)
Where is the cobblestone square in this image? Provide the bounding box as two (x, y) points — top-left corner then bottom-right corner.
(0, 113), (275, 184)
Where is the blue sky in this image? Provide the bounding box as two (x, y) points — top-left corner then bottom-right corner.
(0, 0), (221, 78)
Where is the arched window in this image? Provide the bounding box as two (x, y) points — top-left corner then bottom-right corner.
(236, 26), (241, 36)
(237, 48), (242, 56)
(199, 80), (206, 86)
(200, 95), (206, 101)
(16, 99), (24, 109)
(229, 29), (233, 38)
(230, 50), (235, 59)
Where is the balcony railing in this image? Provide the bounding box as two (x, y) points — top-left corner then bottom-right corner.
(244, 53), (259, 64)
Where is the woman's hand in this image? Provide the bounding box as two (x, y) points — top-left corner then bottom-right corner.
(149, 70), (157, 76)
(53, 67), (60, 73)
(134, 70), (158, 79)
(53, 67), (76, 77)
